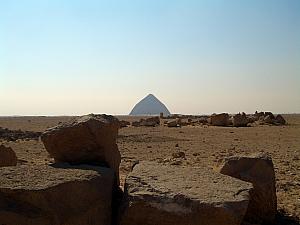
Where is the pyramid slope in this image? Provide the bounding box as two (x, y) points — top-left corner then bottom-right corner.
(130, 94), (171, 116)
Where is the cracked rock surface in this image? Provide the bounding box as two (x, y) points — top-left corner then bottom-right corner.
(0, 164), (115, 225)
(121, 161), (253, 225)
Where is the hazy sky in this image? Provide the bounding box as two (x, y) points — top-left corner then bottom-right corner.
(1, 0), (299, 115)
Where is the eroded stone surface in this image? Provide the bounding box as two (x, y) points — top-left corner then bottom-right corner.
(0, 145), (17, 167)
(233, 113), (248, 127)
(275, 114), (286, 125)
(210, 113), (230, 126)
(218, 153), (277, 224)
(0, 164), (115, 225)
(121, 161), (253, 225)
(41, 114), (121, 182)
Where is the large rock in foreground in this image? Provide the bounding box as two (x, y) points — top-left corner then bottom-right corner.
(41, 114), (121, 181)
(0, 145), (17, 167)
(0, 164), (115, 225)
(217, 153), (277, 224)
(121, 161), (253, 225)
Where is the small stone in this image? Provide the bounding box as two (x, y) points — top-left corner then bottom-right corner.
(172, 151), (185, 159)
(0, 145), (17, 167)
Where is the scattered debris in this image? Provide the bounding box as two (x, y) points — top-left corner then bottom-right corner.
(0, 127), (41, 141)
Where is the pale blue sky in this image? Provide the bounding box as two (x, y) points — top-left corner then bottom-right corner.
(1, 0), (299, 115)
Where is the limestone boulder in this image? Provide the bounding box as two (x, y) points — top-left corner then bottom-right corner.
(0, 145), (17, 167)
(198, 117), (209, 124)
(263, 115), (274, 124)
(265, 112), (275, 119)
(120, 161), (253, 225)
(0, 164), (115, 225)
(140, 116), (160, 127)
(233, 113), (248, 127)
(246, 115), (255, 124)
(41, 114), (121, 182)
(275, 114), (286, 125)
(179, 120), (189, 126)
(167, 119), (181, 127)
(210, 113), (229, 126)
(228, 117), (233, 126)
(254, 111), (264, 121)
(217, 153), (277, 224)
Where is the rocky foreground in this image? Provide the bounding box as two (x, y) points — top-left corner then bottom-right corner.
(0, 164), (114, 225)
(121, 161), (253, 225)
(0, 113), (299, 225)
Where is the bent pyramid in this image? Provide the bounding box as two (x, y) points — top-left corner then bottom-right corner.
(130, 94), (171, 116)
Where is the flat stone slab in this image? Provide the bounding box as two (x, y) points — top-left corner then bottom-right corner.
(0, 164), (115, 225)
(121, 161), (253, 225)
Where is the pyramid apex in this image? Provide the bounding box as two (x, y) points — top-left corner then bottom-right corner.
(129, 94), (171, 116)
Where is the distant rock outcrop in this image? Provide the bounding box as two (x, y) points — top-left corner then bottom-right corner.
(167, 118), (181, 127)
(210, 113), (230, 126)
(130, 94), (171, 116)
(233, 112), (248, 127)
(275, 114), (286, 125)
(140, 116), (160, 127)
(0, 127), (41, 142)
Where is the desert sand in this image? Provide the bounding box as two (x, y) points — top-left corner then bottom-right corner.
(0, 114), (299, 223)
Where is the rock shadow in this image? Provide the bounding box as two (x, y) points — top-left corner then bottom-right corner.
(276, 210), (300, 225)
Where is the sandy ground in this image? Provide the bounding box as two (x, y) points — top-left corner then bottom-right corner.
(0, 114), (299, 223)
